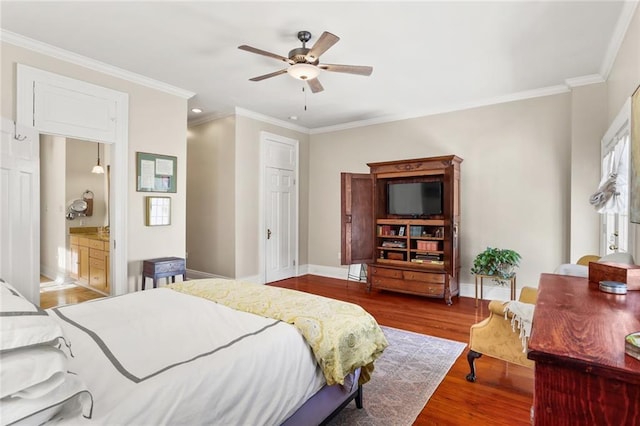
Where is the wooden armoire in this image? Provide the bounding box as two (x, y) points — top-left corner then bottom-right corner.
(341, 155), (462, 304)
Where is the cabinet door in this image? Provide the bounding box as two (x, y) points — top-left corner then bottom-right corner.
(69, 244), (79, 280)
(341, 173), (374, 265)
(78, 246), (90, 283)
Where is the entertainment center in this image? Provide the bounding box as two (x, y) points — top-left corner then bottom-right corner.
(341, 155), (462, 304)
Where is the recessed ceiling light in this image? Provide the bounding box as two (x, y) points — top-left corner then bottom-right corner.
(289, 115), (298, 120)
(191, 108), (202, 113)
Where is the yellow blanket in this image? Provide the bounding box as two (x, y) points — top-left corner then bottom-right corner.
(168, 279), (388, 385)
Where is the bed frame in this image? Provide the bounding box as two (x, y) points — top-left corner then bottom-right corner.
(282, 368), (363, 426)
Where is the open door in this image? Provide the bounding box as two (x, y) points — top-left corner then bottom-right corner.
(0, 118), (40, 304)
(341, 173), (374, 265)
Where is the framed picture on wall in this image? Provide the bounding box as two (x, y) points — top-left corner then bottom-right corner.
(145, 196), (171, 226)
(136, 152), (177, 193)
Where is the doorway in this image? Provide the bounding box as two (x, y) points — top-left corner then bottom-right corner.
(15, 64), (128, 304)
(39, 138), (111, 300)
(259, 132), (299, 283)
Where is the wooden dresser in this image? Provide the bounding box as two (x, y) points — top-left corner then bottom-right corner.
(528, 273), (640, 425)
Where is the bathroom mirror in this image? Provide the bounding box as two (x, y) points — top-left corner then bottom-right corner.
(70, 199), (88, 212)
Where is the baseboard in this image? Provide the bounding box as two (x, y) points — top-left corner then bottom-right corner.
(39, 265), (66, 284)
(187, 265), (523, 302)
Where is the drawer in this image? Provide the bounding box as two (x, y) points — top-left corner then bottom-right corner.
(160, 262), (183, 273)
(70, 235), (78, 245)
(371, 276), (444, 297)
(150, 262), (185, 274)
(403, 271), (445, 284)
(89, 248), (105, 260)
(89, 257), (105, 270)
(77, 237), (90, 247)
(370, 266), (403, 279)
(88, 239), (106, 250)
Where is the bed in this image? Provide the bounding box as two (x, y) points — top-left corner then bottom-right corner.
(0, 278), (388, 425)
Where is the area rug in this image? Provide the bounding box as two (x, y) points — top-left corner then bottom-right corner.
(328, 326), (466, 426)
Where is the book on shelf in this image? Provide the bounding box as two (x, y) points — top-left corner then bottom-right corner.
(381, 240), (406, 248)
(414, 254), (442, 261)
(411, 259), (444, 265)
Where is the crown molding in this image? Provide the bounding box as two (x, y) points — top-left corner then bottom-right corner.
(310, 84), (571, 134)
(565, 74), (605, 88)
(235, 107), (310, 134)
(0, 29), (195, 99)
(188, 111), (235, 127)
(599, 1), (639, 80)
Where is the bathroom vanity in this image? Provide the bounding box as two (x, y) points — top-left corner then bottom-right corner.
(69, 227), (110, 294)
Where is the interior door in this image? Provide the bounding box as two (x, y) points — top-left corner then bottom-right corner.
(0, 118), (40, 303)
(265, 167), (296, 282)
(341, 172), (374, 265)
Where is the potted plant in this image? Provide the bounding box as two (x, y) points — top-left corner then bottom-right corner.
(471, 247), (522, 285)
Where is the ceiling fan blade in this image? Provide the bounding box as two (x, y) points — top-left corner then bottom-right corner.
(249, 69), (288, 82)
(307, 78), (324, 93)
(319, 64), (373, 76)
(306, 32), (340, 61)
(238, 45), (294, 64)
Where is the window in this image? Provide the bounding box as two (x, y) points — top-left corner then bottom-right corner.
(596, 99), (632, 256)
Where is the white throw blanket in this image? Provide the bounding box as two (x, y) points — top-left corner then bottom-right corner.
(503, 301), (535, 352)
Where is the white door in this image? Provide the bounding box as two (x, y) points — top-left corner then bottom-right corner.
(265, 167), (296, 282)
(0, 118), (40, 303)
(261, 132), (298, 284)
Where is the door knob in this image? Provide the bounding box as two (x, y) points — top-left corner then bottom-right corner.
(267, 229), (272, 239)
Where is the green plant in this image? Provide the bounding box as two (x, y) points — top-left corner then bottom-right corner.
(471, 247), (521, 285)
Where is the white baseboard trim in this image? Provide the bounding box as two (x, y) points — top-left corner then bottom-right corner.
(186, 269), (227, 280)
(187, 265), (521, 302)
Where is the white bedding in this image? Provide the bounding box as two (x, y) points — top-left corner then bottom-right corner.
(47, 288), (326, 425)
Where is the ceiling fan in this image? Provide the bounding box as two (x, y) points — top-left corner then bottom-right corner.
(238, 30), (373, 93)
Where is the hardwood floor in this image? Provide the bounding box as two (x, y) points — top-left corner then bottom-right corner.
(39, 274), (533, 425)
(40, 281), (104, 309)
(270, 275), (533, 426)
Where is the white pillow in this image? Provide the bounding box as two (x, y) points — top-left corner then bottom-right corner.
(1, 372), (93, 425)
(0, 345), (68, 398)
(0, 281), (66, 352)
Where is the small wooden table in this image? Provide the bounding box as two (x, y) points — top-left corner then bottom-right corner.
(142, 257), (186, 290)
(474, 274), (516, 307)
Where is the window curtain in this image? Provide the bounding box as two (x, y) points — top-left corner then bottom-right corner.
(590, 135), (629, 214)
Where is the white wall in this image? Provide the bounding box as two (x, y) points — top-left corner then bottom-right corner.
(187, 113), (310, 281)
(569, 83), (607, 262)
(65, 139), (108, 230)
(39, 135), (66, 282)
(234, 114), (310, 280)
(308, 94), (571, 290)
(187, 116), (236, 278)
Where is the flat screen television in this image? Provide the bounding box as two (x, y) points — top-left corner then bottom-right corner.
(387, 181), (442, 217)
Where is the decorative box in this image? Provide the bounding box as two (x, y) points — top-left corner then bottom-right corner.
(387, 252), (404, 260)
(588, 262), (640, 290)
(417, 241), (438, 251)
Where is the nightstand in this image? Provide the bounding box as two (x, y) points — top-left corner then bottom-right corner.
(142, 257), (186, 290)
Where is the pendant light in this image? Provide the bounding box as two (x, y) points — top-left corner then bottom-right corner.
(91, 143), (104, 174)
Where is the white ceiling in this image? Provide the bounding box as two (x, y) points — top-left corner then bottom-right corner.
(0, 1), (636, 131)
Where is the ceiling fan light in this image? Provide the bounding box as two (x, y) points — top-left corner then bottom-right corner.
(287, 63), (320, 81)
